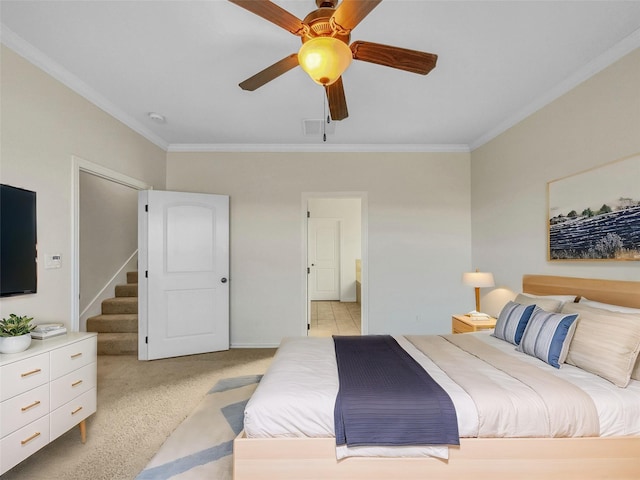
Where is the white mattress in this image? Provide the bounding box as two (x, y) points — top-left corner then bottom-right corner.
(243, 332), (640, 457)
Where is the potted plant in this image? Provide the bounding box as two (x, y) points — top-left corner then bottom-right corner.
(0, 314), (35, 354)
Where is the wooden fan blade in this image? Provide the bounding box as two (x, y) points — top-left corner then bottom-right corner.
(229, 0), (305, 35)
(331, 0), (382, 32)
(325, 77), (348, 121)
(351, 40), (437, 75)
(239, 54), (299, 91)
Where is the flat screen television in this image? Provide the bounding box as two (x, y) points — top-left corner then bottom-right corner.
(1, 184), (38, 297)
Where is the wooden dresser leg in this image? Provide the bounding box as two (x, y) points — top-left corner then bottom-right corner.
(79, 420), (87, 444)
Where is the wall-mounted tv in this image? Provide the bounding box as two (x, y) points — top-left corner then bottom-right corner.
(1, 184), (38, 297)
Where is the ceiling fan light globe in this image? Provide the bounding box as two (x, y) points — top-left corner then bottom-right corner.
(298, 36), (352, 86)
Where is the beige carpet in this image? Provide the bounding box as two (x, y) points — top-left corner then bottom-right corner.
(2, 348), (275, 480)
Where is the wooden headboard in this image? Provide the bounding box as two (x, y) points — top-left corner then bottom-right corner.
(523, 275), (640, 309)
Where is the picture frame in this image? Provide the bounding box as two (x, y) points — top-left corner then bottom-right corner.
(547, 153), (640, 261)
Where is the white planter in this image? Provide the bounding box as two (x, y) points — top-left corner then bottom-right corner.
(0, 334), (32, 354)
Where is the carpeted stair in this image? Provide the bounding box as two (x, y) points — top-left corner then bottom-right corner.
(87, 271), (138, 355)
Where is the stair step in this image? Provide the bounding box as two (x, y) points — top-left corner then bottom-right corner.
(87, 314), (138, 333)
(97, 332), (138, 355)
(102, 297), (137, 314)
(115, 283), (138, 297)
(127, 271), (138, 284)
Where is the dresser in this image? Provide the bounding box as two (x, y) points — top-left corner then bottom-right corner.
(0, 333), (97, 475)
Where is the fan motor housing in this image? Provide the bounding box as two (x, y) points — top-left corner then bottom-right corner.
(316, 0), (338, 8)
(302, 7), (350, 45)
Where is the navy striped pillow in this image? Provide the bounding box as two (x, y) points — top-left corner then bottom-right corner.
(493, 301), (535, 345)
(516, 307), (579, 368)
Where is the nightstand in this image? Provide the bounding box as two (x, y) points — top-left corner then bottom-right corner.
(451, 314), (497, 334)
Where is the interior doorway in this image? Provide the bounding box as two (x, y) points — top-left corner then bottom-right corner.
(303, 193), (367, 336)
(72, 156), (151, 331)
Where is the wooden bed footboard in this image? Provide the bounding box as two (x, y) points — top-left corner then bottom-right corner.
(233, 433), (640, 479)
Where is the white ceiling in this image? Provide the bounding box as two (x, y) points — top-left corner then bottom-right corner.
(2, 1), (640, 152)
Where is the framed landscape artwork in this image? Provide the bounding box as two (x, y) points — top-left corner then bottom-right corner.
(547, 153), (640, 261)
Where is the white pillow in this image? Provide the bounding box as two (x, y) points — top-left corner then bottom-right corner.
(562, 303), (640, 387)
(573, 301), (640, 382)
(514, 293), (576, 313)
(578, 297), (640, 314)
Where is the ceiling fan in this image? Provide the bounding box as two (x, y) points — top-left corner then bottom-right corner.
(229, 0), (438, 121)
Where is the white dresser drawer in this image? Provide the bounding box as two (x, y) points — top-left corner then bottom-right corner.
(1, 415), (50, 474)
(50, 362), (96, 411)
(50, 388), (96, 442)
(0, 383), (50, 437)
(0, 353), (50, 401)
(0, 333), (96, 475)
(50, 336), (97, 379)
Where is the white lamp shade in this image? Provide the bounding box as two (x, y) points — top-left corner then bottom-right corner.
(462, 271), (495, 288)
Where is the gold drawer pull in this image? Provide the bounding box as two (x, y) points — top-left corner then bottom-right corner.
(70, 352), (83, 359)
(21, 431), (41, 445)
(21, 368), (42, 378)
(21, 400), (41, 412)
(71, 406), (83, 415)
(72, 380), (83, 387)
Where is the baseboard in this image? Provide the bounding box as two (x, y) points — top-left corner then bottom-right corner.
(230, 343), (280, 349)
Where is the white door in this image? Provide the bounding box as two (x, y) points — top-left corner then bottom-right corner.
(138, 190), (229, 360)
(308, 218), (340, 301)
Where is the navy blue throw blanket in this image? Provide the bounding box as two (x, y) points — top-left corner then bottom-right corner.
(333, 335), (459, 447)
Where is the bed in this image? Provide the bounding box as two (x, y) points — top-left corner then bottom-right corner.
(233, 275), (640, 479)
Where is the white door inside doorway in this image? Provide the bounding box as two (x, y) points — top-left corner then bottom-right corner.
(308, 218), (341, 301)
(138, 190), (229, 360)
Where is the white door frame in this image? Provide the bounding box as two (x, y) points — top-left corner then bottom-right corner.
(71, 156), (151, 332)
(301, 192), (368, 336)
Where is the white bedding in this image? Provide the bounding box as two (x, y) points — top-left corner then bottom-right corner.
(243, 332), (640, 458)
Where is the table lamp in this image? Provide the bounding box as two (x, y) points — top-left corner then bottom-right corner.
(462, 269), (495, 313)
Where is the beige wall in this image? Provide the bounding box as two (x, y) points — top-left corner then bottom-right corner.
(166, 152), (472, 346)
(471, 48), (640, 317)
(0, 46), (166, 327)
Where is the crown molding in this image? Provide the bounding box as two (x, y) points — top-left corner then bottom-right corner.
(469, 28), (640, 151)
(166, 143), (471, 153)
(1, 24), (169, 151)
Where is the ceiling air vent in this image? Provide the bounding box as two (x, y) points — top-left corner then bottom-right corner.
(303, 119), (336, 136)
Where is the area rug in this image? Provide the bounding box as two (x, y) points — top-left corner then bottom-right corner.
(136, 374), (262, 480)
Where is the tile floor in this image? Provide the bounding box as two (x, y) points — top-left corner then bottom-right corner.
(309, 301), (361, 337)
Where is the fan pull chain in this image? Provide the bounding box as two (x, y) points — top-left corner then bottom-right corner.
(325, 115), (331, 142)
(323, 90), (327, 142)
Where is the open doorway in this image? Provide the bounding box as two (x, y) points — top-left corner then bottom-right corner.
(303, 193), (367, 337)
(72, 156), (150, 332)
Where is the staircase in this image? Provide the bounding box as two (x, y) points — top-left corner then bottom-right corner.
(87, 271), (138, 355)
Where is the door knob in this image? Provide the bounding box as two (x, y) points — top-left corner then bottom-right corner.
(221, 277), (228, 283)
